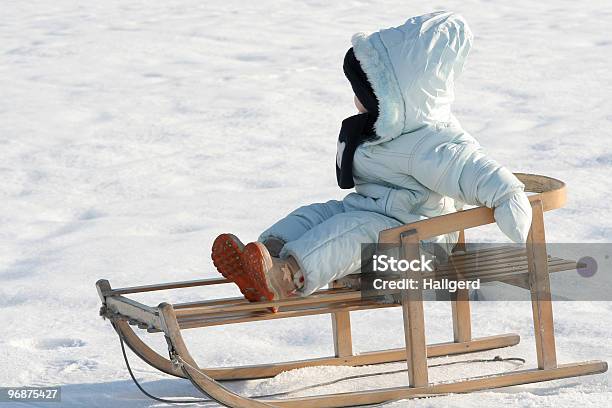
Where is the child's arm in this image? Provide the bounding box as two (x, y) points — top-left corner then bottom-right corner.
(407, 134), (532, 243)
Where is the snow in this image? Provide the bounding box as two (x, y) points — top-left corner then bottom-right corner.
(1, 0), (611, 406)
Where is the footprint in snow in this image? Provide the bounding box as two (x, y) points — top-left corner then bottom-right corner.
(50, 359), (98, 374)
(36, 338), (86, 350)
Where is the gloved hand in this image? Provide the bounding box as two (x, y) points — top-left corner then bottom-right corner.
(494, 191), (532, 243)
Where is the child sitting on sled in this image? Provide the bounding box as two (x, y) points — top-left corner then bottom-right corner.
(211, 11), (532, 302)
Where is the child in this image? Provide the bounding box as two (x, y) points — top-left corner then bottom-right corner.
(211, 11), (532, 302)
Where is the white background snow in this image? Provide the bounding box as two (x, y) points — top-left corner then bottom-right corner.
(1, 0), (611, 406)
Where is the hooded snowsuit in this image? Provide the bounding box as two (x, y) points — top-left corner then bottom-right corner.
(259, 11), (532, 296)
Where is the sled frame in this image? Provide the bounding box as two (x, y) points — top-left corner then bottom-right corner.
(96, 174), (607, 407)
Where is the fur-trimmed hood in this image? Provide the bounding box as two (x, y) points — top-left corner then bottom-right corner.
(352, 11), (473, 144)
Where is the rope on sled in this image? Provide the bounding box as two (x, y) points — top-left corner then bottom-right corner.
(117, 328), (525, 405)
(117, 327), (210, 404)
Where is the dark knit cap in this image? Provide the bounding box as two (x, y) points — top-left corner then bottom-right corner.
(343, 48), (379, 125)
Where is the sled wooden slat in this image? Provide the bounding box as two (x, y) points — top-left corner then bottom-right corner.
(174, 290), (361, 317)
(427, 257), (577, 282)
(108, 277), (229, 296)
(173, 296), (250, 309)
(176, 300), (391, 329)
(438, 258), (574, 279)
(171, 287), (351, 310)
(437, 256), (573, 277)
(444, 244), (521, 260)
(96, 173), (607, 408)
(437, 247), (528, 271)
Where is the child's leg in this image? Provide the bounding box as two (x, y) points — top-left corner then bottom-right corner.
(212, 200), (345, 302)
(280, 210), (402, 296)
(258, 200), (345, 253)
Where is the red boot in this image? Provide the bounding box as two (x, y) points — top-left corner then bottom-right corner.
(211, 233), (259, 302)
(241, 242), (300, 302)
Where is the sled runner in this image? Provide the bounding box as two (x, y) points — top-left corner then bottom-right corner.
(96, 173), (607, 407)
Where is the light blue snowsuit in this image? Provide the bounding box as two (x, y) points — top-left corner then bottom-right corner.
(260, 11), (532, 295)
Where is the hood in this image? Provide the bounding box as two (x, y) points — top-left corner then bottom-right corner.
(351, 11), (473, 145)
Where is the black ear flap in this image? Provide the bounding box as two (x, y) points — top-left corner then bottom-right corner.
(343, 48), (379, 123)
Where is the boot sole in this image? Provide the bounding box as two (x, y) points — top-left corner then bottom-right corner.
(211, 233), (259, 302)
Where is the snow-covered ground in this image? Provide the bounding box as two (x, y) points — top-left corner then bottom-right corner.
(1, 0), (611, 406)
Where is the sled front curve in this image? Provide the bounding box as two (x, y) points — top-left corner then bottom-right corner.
(96, 173), (608, 408)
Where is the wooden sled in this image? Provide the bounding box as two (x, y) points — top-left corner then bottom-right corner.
(96, 173), (607, 407)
